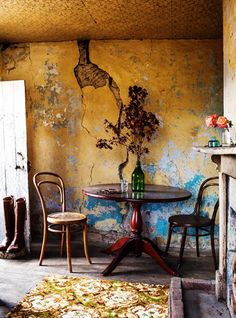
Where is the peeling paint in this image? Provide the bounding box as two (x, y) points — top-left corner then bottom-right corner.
(94, 218), (119, 231)
(1, 44), (30, 72)
(0, 39), (222, 248)
(143, 164), (158, 183)
(67, 155), (77, 166)
(74, 40), (123, 109)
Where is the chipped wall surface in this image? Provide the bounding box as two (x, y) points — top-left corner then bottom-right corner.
(0, 39), (222, 248)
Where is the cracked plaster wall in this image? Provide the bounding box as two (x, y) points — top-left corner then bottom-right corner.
(0, 39), (222, 249)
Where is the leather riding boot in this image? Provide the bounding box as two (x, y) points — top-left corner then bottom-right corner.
(6, 198), (26, 254)
(0, 196), (15, 252)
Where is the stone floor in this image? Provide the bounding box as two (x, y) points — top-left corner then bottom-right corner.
(184, 289), (230, 318)
(0, 242), (230, 317)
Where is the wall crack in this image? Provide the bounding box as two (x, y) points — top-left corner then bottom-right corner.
(74, 40), (123, 110)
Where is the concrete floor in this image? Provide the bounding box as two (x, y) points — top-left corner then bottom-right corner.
(184, 289), (230, 318)
(0, 242), (229, 317)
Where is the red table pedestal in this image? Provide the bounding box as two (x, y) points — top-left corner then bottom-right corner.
(102, 201), (178, 276)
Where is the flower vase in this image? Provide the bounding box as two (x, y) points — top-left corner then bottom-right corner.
(221, 127), (235, 146)
(131, 160), (145, 192)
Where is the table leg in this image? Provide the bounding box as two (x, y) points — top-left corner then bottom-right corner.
(130, 202), (143, 236)
(102, 237), (130, 254)
(102, 239), (135, 276)
(142, 240), (178, 276)
(143, 237), (164, 255)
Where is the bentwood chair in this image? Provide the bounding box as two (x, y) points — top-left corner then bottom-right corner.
(164, 177), (219, 270)
(33, 172), (91, 272)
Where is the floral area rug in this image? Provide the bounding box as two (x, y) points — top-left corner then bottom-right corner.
(6, 275), (169, 318)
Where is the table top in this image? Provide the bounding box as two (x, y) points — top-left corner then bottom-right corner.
(83, 183), (191, 203)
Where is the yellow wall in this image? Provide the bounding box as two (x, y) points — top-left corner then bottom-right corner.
(0, 39), (222, 246)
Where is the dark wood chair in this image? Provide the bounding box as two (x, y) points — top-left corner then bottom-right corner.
(164, 176), (219, 270)
(33, 172), (91, 272)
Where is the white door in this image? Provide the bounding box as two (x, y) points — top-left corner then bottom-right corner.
(0, 80), (30, 249)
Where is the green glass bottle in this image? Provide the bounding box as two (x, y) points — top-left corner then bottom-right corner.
(131, 160), (145, 191)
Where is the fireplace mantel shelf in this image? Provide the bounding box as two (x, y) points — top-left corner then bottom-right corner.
(193, 145), (236, 302)
(193, 146), (236, 155)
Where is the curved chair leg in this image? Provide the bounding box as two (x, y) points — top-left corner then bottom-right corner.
(60, 225), (65, 257)
(66, 225), (72, 272)
(164, 224), (173, 256)
(196, 227), (200, 257)
(83, 223), (91, 264)
(210, 225), (217, 270)
(39, 225), (48, 266)
(178, 227), (187, 269)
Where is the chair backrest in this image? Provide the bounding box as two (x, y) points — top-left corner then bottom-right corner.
(33, 172), (66, 222)
(194, 176), (219, 221)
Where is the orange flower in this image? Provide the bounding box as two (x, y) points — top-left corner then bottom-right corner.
(216, 116), (229, 128)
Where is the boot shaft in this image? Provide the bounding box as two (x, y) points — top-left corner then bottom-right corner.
(6, 197), (26, 254)
(0, 196), (15, 251)
(14, 198), (26, 235)
(3, 196), (15, 239)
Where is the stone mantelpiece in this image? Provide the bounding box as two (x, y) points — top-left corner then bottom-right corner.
(193, 147), (236, 176)
(193, 146), (236, 156)
(193, 146), (236, 308)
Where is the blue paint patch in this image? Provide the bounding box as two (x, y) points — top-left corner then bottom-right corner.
(87, 209), (123, 226)
(67, 155), (77, 166)
(85, 197), (121, 210)
(158, 141), (188, 186)
(141, 201), (192, 239)
(74, 199), (81, 209)
(45, 199), (60, 211)
(143, 164), (158, 182)
(65, 187), (75, 209)
(84, 197), (124, 226)
(184, 173), (205, 196)
(156, 218), (168, 237)
(200, 193), (219, 218)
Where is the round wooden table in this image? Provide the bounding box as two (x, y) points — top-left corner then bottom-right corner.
(83, 184), (191, 276)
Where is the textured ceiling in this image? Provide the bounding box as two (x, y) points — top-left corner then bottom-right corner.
(0, 0), (222, 43)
